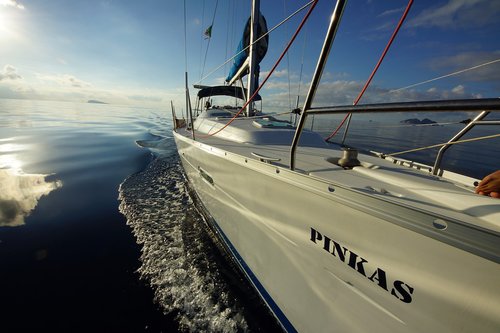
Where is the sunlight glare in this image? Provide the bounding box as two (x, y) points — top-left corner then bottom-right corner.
(0, 10), (12, 37)
(0, 154), (23, 172)
(1, 0), (24, 10)
(0, 143), (27, 153)
(0, 3), (22, 39)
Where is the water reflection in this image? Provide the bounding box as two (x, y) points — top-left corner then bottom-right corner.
(0, 147), (62, 227)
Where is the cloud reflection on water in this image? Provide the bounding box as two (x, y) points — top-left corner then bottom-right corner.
(0, 148), (62, 227)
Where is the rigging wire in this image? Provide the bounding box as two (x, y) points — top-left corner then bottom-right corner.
(183, 0), (194, 139)
(230, 1), (238, 74)
(194, 0), (314, 86)
(283, 0), (292, 112)
(224, 0), (231, 78)
(226, 1), (240, 79)
(198, 0), (206, 80)
(384, 133), (500, 157)
(294, 23), (308, 125)
(196, 0), (319, 138)
(388, 57), (500, 93)
(324, 0), (414, 142)
(296, 24), (307, 107)
(183, 0), (188, 73)
(200, 0), (219, 83)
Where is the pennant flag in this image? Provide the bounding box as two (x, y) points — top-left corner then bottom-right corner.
(204, 25), (212, 39)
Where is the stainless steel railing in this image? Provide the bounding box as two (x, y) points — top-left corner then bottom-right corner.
(290, 98), (500, 173)
(289, 0), (500, 173)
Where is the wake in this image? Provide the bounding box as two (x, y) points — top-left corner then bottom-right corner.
(118, 155), (249, 332)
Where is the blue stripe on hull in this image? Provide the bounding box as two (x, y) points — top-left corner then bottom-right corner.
(177, 148), (297, 332)
(208, 216), (297, 333)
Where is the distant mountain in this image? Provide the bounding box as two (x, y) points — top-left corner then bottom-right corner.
(87, 100), (107, 104)
(400, 118), (437, 124)
(420, 118), (436, 124)
(400, 118), (420, 124)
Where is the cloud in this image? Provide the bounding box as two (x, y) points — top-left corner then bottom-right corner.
(0, 65), (22, 81)
(261, 69), (288, 78)
(128, 95), (163, 102)
(378, 7), (405, 18)
(0, 0), (25, 9)
(358, 5), (406, 41)
(407, 0), (500, 29)
(426, 51), (500, 82)
(451, 85), (465, 95)
(261, 78), (482, 111)
(0, 169), (61, 227)
(65, 75), (90, 88)
(257, 79), (485, 123)
(37, 74), (92, 88)
(0, 74), (173, 107)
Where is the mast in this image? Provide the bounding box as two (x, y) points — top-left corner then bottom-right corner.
(246, 0), (260, 117)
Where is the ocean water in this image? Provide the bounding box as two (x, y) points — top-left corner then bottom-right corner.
(0, 99), (279, 332)
(312, 116), (499, 180)
(0, 99), (498, 332)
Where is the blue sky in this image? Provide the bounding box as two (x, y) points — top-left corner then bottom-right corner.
(0, 0), (499, 111)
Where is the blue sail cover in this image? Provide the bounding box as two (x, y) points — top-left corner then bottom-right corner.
(226, 13), (269, 85)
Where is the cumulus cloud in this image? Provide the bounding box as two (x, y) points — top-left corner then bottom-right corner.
(451, 85), (465, 95)
(65, 75), (90, 88)
(261, 78), (482, 111)
(261, 69), (289, 79)
(0, 69), (170, 107)
(37, 74), (92, 88)
(407, 0), (500, 29)
(0, 65), (22, 81)
(257, 79), (485, 123)
(0, 0), (24, 10)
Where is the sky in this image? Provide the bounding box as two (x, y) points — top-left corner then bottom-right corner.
(1, 0), (499, 113)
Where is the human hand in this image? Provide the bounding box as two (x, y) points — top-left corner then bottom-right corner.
(475, 170), (500, 198)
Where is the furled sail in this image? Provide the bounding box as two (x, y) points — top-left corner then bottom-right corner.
(225, 12), (268, 86)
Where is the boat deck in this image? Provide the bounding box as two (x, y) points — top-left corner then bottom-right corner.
(176, 118), (500, 233)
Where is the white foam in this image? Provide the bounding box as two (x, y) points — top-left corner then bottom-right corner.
(119, 157), (249, 332)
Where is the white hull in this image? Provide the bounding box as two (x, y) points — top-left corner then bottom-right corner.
(174, 130), (500, 333)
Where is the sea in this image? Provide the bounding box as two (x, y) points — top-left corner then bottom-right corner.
(0, 98), (498, 332)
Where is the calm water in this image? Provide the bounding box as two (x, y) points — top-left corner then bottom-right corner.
(0, 99), (498, 332)
(0, 99), (279, 332)
(312, 116), (499, 180)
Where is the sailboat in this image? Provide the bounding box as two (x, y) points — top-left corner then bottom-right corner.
(173, 1), (500, 332)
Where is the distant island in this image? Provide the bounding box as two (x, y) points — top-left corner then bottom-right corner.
(400, 118), (437, 125)
(87, 100), (107, 104)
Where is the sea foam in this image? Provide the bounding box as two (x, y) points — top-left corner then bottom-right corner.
(119, 155), (249, 332)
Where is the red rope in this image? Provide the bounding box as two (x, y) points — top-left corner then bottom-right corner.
(197, 0), (318, 138)
(324, 0), (414, 142)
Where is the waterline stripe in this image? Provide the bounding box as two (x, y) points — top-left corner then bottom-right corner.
(208, 216), (298, 333)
